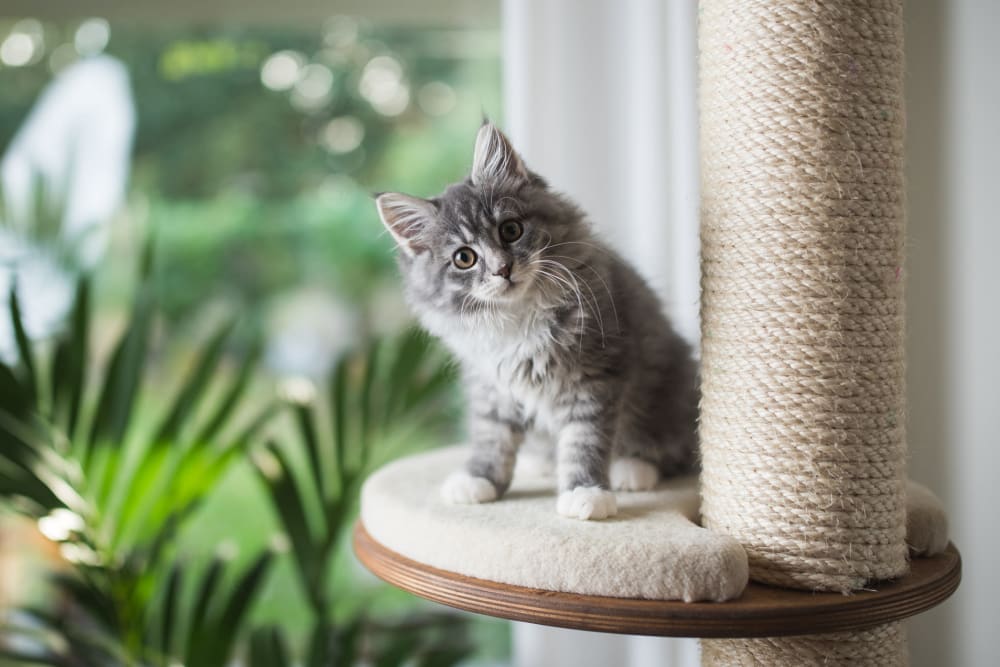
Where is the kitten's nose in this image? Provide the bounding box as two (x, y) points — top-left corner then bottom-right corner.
(494, 263), (512, 280)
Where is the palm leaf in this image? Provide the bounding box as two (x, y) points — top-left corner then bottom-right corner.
(185, 550), (274, 667)
(85, 238), (157, 458)
(0, 416), (83, 512)
(293, 402), (327, 504)
(374, 632), (423, 667)
(1, 606), (125, 667)
(329, 616), (365, 667)
(254, 440), (319, 588)
(205, 551), (274, 659)
(0, 610), (74, 666)
(49, 571), (120, 638)
(0, 456), (63, 510)
(357, 340), (381, 469)
(153, 319), (236, 444)
(8, 284), (38, 406)
(192, 334), (262, 445)
(86, 284), (154, 455)
(249, 625), (291, 667)
(49, 278), (90, 437)
(108, 447), (184, 552)
(188, 556), (225, 648)
(135, 428), (262, 548)
(157, 563), (184, 660)
(382, 328), (429, 422)
(329, 354), (349, 487)
(0, 363), (31, 421)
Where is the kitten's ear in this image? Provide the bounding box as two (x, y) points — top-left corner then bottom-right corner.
(375, 192), (436, 256)
(471, 122), (529, 187)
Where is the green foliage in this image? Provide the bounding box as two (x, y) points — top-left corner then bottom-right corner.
(148, 188), (398, 329)
(0, 255), (275, 666)
(0, 17), (497, 665)
(251, 328), (465, 667)
(0, 264), (470, 666)
(1, 550), (277, 667)
(0, 20), (501, 327)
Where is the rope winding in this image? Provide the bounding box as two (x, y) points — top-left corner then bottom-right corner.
(698, 0), (909, 662)
(701, 624), (908, 666)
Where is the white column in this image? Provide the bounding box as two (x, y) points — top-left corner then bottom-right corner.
(503, 0), (700, 343)
(905, 2), (1000, 666)
(503, 1), (700, 665)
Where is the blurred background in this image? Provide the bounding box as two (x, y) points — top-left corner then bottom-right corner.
(0, 1), (996, 666)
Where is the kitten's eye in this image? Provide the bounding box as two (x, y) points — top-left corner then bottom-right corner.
(453, 247), (477, 269)
(499, 220), (524, 243)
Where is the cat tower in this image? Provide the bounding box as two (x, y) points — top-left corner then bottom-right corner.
(355, 0), (960, 663)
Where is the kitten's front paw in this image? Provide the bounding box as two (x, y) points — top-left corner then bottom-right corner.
(557, 486), (617, 520)
(610, 458), (659, 491)
(441, 471), (498, 504)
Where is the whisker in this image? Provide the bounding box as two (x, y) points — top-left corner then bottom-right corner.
(540, 254), (620, 335)
(534, 259), (606, 348)
(531, 262), (592, 353)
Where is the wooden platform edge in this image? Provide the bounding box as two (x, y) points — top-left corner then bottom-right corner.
(353, 523), (961, 638)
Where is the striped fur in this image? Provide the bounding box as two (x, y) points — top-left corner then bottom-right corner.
(376, 123), (698, 519)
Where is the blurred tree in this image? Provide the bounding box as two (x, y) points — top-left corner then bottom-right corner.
(0, 18), (501, 328)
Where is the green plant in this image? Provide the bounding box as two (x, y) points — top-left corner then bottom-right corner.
(0, 246), (276, 666)
(0, 253), (476, 666)
(251, 328), (470, 666)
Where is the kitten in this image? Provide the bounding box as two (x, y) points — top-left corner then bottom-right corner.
(375, 123), (698, 520)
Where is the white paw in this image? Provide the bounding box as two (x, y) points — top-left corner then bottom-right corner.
(557, 486), (617, 520)
(610, 458), (660, 491)
(440, 471), (497, 504)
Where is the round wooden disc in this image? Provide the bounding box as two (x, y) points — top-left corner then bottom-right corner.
(354, 523), (961, 638)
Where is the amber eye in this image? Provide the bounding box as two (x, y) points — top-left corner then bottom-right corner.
(499, 220), (524, 243)
(453, 247), (477, 269)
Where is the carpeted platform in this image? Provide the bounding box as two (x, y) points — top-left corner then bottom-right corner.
(360, 446), (750, 602)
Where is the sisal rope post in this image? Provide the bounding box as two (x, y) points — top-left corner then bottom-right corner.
(698, 0), (909, 663)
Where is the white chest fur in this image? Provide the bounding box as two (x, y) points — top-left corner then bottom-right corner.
(420, 307), (572, 432)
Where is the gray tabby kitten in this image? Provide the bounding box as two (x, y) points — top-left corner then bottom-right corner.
(375, 123), (698, 520)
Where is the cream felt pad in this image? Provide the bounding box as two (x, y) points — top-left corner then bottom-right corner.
(360, 446), (750, 602)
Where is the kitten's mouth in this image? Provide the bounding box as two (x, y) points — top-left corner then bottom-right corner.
(474, 269), (534, 305)
(492, 272), (530, 298)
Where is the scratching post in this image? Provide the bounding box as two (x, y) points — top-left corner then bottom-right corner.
(698, 0), (909, 663)
(701, 624), (907, 666)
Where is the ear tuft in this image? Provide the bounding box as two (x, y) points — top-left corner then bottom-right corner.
(375, 193), (436, 256)
(471, 123), (529, 187)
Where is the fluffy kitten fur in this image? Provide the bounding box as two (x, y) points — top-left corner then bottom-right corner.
(375, 123), (698, 520)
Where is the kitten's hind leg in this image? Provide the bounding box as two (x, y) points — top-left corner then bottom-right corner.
(514, 430), (556, 479)
(610, 457), (660, 491)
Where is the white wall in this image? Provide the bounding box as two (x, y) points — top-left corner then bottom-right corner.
(503, 0), (700, 344)
(905, 1), (1000, 666)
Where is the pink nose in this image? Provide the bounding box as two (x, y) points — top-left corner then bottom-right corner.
(494, 263), (512, 280)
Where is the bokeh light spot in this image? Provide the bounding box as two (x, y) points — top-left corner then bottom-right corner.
(417, 81), (457, 116)
(74, 18), (110, 56)
(359, 55), (409, 116)
(321, 116), (365, 153)
(1, 33), (35, 67)
(260, 50), (305, 91)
